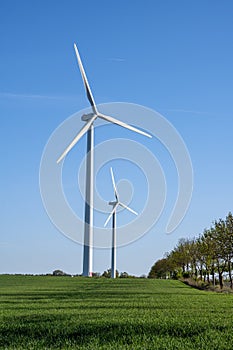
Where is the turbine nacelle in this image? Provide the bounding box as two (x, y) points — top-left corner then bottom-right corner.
(109, 201), (118, 206)
(81, 113), (96, 121)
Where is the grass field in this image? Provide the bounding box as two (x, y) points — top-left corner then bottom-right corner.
(0, 275), (233, 349)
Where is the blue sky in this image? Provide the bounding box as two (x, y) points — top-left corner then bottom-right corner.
(1, 1), (233, 276)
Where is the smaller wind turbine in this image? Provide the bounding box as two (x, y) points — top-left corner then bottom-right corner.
(104, 167), (138, 278)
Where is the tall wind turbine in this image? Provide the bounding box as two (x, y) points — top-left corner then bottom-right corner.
(57, 43), (151, 277)
(104, 168), (138, 278)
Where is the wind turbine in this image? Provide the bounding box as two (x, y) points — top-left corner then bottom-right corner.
(57, 43), (151, 277)
(104, 167), (138, 278)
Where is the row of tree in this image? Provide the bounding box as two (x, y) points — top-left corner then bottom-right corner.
(52, 269), (137, 278)
(149, 212), (233, 289)
(101, 269), (137, 278)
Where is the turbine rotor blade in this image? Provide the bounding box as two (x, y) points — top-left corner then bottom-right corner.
(97, 113), (152, 138)
(74, 43), (98, 114)
(104, 204), (118, 227)
(110, 167), (119, 201)
(57, 115), (96, 163)
(119, 202), (138, 216)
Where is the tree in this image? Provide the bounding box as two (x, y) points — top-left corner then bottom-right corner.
(148, 259), (168, 279)
(213, 219), (228, 289)
(148, 256), (176, 279)
(119, 272), (129, 278)
(53, 270), (66, 276)
(200, 230), (214, 283)
(225, 212), (233, 289)
(102, 269), (119, 278)
(92, 272), (101, 277)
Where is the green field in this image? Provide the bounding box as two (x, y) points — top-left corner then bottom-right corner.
(0, 275), (232, 349)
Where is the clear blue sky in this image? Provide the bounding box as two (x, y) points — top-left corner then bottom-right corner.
(1, 1), (233, 276)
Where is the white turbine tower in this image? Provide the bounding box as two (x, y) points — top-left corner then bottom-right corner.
(57, 43), (151, 277)
(104, 168), (138, 278)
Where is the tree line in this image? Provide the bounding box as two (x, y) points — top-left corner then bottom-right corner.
(148, 212), (233, 289)
(51, 269), (138, 278)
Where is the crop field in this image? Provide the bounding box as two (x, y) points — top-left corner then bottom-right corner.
(0, 276), (233, 349)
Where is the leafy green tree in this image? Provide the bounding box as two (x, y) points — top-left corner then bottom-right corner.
(148, 259), (169, 279)
(119, 272), (129, 278)
(102, 269), (119, 278)
(224, 212), (233, 288)
(213, 219), (228, 289)
(53, 270), (66, 276)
